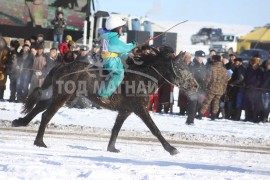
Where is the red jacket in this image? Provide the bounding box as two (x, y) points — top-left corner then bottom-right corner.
(59, 42), (69, 56)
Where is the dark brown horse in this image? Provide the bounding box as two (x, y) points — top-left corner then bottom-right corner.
(12, 46), (198, 155)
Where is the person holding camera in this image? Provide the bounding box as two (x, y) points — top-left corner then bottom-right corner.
(51, 12), (66, 49)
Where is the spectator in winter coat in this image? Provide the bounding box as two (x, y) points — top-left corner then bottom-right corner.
(54, 5), (64, 20)
(189, 50), (207, 119)
(243, 57), (264, 122)
(226, 58), (246, 120)
(43, 48), (58, 77)
(36, 34), (45, 47)
(7, 40), (20, 102)
(178, 52), (192, 115)
(30, 36), (37, 47)
(29, 45), (47, 94)
(59, 35), (72, 56)
(16, 44), (34, 102)
(225, 53), (236, 70)
(0, 37), (9, 100)
(200, 55), (229, 120)
(260, 59), (270, 122)
(52, 12), (66, 49)
(205, 49), (217, 69)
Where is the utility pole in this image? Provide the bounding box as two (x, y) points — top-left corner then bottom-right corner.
(84, 0), (94, 48)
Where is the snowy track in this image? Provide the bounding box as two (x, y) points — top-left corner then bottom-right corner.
(1, 119), (270, 154)
(1, 125), (270, 155)
(1, 126), (270, 179)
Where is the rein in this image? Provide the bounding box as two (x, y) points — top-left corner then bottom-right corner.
(149, 65), (175, 86)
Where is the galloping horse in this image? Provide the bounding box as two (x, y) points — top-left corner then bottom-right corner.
(12, 46), (198, 155)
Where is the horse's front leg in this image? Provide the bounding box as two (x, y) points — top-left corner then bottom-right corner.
(135, 106), (179, 155)
(107, 110), (131, 153)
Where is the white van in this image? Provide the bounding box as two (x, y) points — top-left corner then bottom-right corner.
(209, 34), (241, 54)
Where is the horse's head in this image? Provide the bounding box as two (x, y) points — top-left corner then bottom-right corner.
(155, 46), (198, 92)
(132, 45), (198, 93)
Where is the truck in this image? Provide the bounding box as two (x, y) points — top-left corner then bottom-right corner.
(209, 34), (241, 54)
(191, 28), (223, 45)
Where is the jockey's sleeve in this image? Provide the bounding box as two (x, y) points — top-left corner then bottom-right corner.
(108, 36), (135, 54)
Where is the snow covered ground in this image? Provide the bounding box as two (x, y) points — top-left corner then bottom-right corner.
(1, 127), (270, 179)
(1, 85), (270, 179)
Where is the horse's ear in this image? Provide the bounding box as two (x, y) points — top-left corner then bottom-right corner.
(175, 51), (186, 61)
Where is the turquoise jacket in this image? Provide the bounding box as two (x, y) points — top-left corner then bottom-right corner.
(98, 31), (135, 98)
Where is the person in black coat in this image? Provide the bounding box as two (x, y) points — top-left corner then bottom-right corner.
(16, 44), (34, 102)
(189, 50), (207, 120)
(225, 53), (236, 70)
(227, 58), (246, 120)
(7, 40), (20, 102)
(260, 60), (270, 122)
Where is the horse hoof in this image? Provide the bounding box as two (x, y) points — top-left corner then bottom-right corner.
(12, 119), (27, 127)
(107, 147), (120, 153)
(34, 140), (47, 148)
(170, 148), (179, 156)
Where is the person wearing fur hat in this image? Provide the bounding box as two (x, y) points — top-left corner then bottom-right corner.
(189, 50), (207, 120)
(243, 56), (264, 122)
(200, 55), (229, 120)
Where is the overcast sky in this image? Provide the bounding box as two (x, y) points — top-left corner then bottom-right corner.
(95, 0), (269, 26)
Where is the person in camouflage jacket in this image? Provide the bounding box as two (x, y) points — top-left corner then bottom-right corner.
(200, 55), (229, 120)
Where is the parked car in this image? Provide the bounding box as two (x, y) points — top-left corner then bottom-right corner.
(191, 28), (222, 45)
(237, 49), (269, 66)
(209, 34), (241, 54)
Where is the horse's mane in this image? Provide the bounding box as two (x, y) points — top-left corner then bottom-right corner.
(128, 45), (175, 67)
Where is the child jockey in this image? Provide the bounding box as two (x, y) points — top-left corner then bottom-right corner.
(98, 16), (136, 104)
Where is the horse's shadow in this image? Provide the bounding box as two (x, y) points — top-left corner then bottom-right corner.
(63, 155), (270, 176)
(67, 145), (100, 152)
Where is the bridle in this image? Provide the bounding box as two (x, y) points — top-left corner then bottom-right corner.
(149, 59), (180, 87)
(150, 65), (175, 86)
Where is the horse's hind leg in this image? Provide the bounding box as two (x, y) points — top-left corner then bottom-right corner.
(135, 106), (179, 155)
(12, 100), (51, 127)
(34, 96), (70, 148)
(107, 111), (131, 153)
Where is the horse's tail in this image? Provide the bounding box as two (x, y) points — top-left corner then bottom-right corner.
(22, 66), (56, 114)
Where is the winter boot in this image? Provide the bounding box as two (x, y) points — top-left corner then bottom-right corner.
(221, 108), (225, 119)
(210, 113), (216, 121)
(262, 111), (269, 123)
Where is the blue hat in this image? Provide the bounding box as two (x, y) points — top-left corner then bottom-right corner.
(195, 50), (205, 57)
